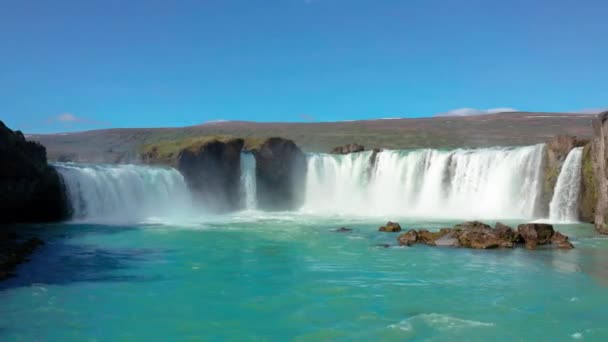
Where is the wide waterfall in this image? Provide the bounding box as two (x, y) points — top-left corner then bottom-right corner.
(302, 145), (545, 219)
(549, 147), (584, 222)
(240, 152), (257, 210)
(54, 163), (192, 222)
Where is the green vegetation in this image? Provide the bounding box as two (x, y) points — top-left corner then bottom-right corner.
(139, 135), (268, 166)
(579, 144), (597, 222)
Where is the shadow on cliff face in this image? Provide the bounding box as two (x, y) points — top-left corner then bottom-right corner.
(0, 224), (167, 291)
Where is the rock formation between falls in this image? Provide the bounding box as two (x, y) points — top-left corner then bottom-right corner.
(252, 137), (307, 211)
(0, 121), (68, 224)
(141, 136), (307, 212)
(178, 139), (244, 212)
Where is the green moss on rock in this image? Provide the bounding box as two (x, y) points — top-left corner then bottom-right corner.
(579, 143), (597, 222)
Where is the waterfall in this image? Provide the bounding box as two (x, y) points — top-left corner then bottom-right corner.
(302, 144), (545, 219)
(54, 163), (192, 222)
(240, 152), (257, 210)
(549, 147), (584, 222)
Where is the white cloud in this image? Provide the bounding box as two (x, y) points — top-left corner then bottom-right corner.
(435, 107), (518, 117)
(45, 113), (109, 126)
(57, 113), (80, 122)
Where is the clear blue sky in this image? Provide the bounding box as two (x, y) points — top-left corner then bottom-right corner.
(1, 0), (607, 133)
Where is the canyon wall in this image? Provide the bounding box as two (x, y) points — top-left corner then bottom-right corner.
(0, 121), (68, 224)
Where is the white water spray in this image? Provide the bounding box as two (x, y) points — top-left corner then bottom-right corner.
(54, 163), (192, 222)
(240, 153), (257, 210)
(302, 145), (545, 219)
(549, 147), (584, 222)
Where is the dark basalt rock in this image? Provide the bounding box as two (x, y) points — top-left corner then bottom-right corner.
(0, 234), (45, 280)
(379, 221), (402, 232)
(252, 138), (307, 211)
(330, 143), (364, 154)
(0, 120), (69, 224)
(177, 138), (244, 212)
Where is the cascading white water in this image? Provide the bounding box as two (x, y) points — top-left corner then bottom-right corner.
(302, 145), (545, 219)
(549, 147), (584, 222)
(54, 163), (192, 222)
(240, 153), (257, 210)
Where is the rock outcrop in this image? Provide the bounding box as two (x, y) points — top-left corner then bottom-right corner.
(541, 135), (588, 217)
(252, 138), (307, 211)
(379, 221), (402, 232)
(0, 232), (44, 280)
(579, 143), (597, 223)
(516, 223), (555, 249)
(395, 221), (573, 250)
(0, 121), (69, 223)
(591, 111), (608, 233)
(176, 138), (244, 212)
(331, 143), (364, 154)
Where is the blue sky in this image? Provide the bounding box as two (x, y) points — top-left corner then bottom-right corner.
(1, 0), (607, 133)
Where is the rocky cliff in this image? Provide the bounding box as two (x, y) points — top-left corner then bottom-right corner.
(141, 137), (245, 212)
(141, 136), (307, 212)
(0, 121), (68, 224)
(591, 111), (608, 233)
(579, 143), (597, 223)
(540, 135), (588, 217)
(252, 138), (307, 211)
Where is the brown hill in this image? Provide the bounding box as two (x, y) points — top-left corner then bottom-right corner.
(30, 112), (594, 163)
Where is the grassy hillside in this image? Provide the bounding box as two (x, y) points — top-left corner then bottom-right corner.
(30, 112), (595, 162)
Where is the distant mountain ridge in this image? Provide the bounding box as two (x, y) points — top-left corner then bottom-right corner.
(30, 111), (594, 163)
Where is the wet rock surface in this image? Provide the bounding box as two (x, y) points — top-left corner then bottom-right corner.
(330, 143), (365, 154)
(0, 232), (44, 280)
(177, 138), (244, 212)
(379, 221), (402, 232)
(394, 221), (574, 250)
(253, 138), (307, 211)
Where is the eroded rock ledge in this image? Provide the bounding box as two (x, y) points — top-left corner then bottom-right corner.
(384, 221), (574, 250)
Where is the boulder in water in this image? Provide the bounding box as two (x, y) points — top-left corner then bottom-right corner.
(397, 230), (418, 246)
(379, 221), (402, 232)
(551, 231), (575, 249)
(457, 226), (506, 249)
(517, 223), (555, 249)
(392, 221), (573, 251)
(331, 143), (364, 154)
(417, 229), (452, 245)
